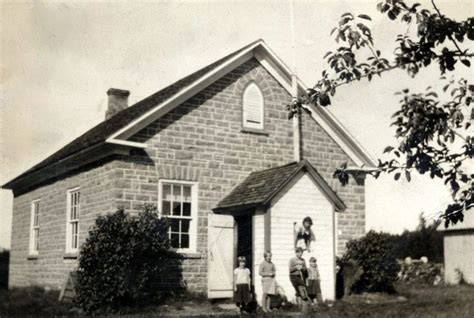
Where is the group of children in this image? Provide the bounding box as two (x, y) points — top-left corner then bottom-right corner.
(233, 248), (323, 313)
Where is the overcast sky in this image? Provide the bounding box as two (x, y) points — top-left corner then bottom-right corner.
(1, 0), (472, 249)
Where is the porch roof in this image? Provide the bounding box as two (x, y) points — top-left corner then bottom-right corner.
(213, 160), (346, 215)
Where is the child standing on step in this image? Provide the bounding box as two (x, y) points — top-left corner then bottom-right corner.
(259, 251), (276, 313)
(307, 257), (323, 307)
(234, 256), (252, 313)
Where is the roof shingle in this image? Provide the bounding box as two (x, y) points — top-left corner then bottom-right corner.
(213, 160), (346, 214)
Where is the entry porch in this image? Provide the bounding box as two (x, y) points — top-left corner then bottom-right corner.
(207, 160), (346, 303)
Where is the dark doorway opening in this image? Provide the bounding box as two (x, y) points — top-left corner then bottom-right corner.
(235, 215), (253, 277)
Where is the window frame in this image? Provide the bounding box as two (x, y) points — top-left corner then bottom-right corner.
(65, 187), (80, 254)
(158, 179), (198, 253)
(242, 82), (265, 130)
(29, 199), (41, 255)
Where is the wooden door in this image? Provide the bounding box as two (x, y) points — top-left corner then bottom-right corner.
(208, 214), (235, 298)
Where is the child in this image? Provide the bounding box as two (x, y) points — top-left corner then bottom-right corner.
(288, 247), (309, 310)
(234, 256), (252, 313)
(307, 257), (323, 307)
(259, 251), (276, 313)
(294, 217), (316, 253)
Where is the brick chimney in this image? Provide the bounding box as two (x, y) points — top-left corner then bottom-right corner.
(106, 88), (130, 119)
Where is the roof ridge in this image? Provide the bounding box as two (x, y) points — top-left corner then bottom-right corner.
(125, 39), (263, 116)
(214, 159), (345, 214)
(3, 39), (265, 188)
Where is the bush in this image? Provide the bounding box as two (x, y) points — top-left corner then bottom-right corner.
(399, 260), (443, 285)
(387, 214), (444, 263)
(343, 230), (400, 293)
(76, 204), (183, 314)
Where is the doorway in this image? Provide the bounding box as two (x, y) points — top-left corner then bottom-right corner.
(235, 214), (253, 283)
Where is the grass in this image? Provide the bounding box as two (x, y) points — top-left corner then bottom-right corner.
(0, 286), (78, 317)
(318, 283), (474, 318)
(0, 283), (473, 317)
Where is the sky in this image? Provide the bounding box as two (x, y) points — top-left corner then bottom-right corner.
(0, 0), (473, 249)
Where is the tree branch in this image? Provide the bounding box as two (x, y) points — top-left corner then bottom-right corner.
(431, 0), (464, 55)
(315, 52), (474, 92)
(452, 130), (468, 142)
(344, 153), (470, 174)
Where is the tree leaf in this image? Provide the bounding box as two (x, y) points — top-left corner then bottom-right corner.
(388, 10), (397, 20)
(394, 172), (401, 180)
(358, 14), (372, 21)
(319, 93), (331, 106)
(450, 180), (460, 194)
(461, 59), (471, 67)
(405, 170), (411, 182)
(376, 2), (383, 12)
(323, 51), (333, 59)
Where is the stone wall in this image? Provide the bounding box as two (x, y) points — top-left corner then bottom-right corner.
(125, 58), (366, 290)
(9, 160), (120, 289)
(9, 57), (366, 292)
(301, 110), (366, 255)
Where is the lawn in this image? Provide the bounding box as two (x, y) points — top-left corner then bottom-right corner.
(1, 283), (473, 317)
(316, 283), (474, 318)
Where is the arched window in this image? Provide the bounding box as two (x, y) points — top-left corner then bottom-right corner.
(242, 82), (264, 130)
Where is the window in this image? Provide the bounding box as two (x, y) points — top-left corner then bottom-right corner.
(159, 180), (198, 253)
(29, 200), (40, 255)
(66, 188), (80, 253)
(242, 82), (264, 130)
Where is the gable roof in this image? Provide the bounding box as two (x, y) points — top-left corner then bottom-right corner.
(213, 160), (346, 214)
(3, 39), (375, 191)
(3, 40), (261, 189)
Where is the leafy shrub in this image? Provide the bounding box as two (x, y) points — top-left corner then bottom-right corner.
(387, 214), (444, 262)
(399, 260), (443, 285)
(342, 230), (400, 293)
(76, 204), (183, 314)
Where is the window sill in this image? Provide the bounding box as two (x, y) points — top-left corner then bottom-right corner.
(27, 255), (38, 260)
(169, 251), (202, 259)
(240, 127), (269, 136)
(63, 253), (78, 259)
(181, 252), (202, 259)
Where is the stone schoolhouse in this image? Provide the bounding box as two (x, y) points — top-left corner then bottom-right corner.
(3, 40), (374, 302)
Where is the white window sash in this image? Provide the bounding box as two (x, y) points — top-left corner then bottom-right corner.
(66, 187), (80, 253)
(29, 200), (40, 255)
(158, 180), (198, 253)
